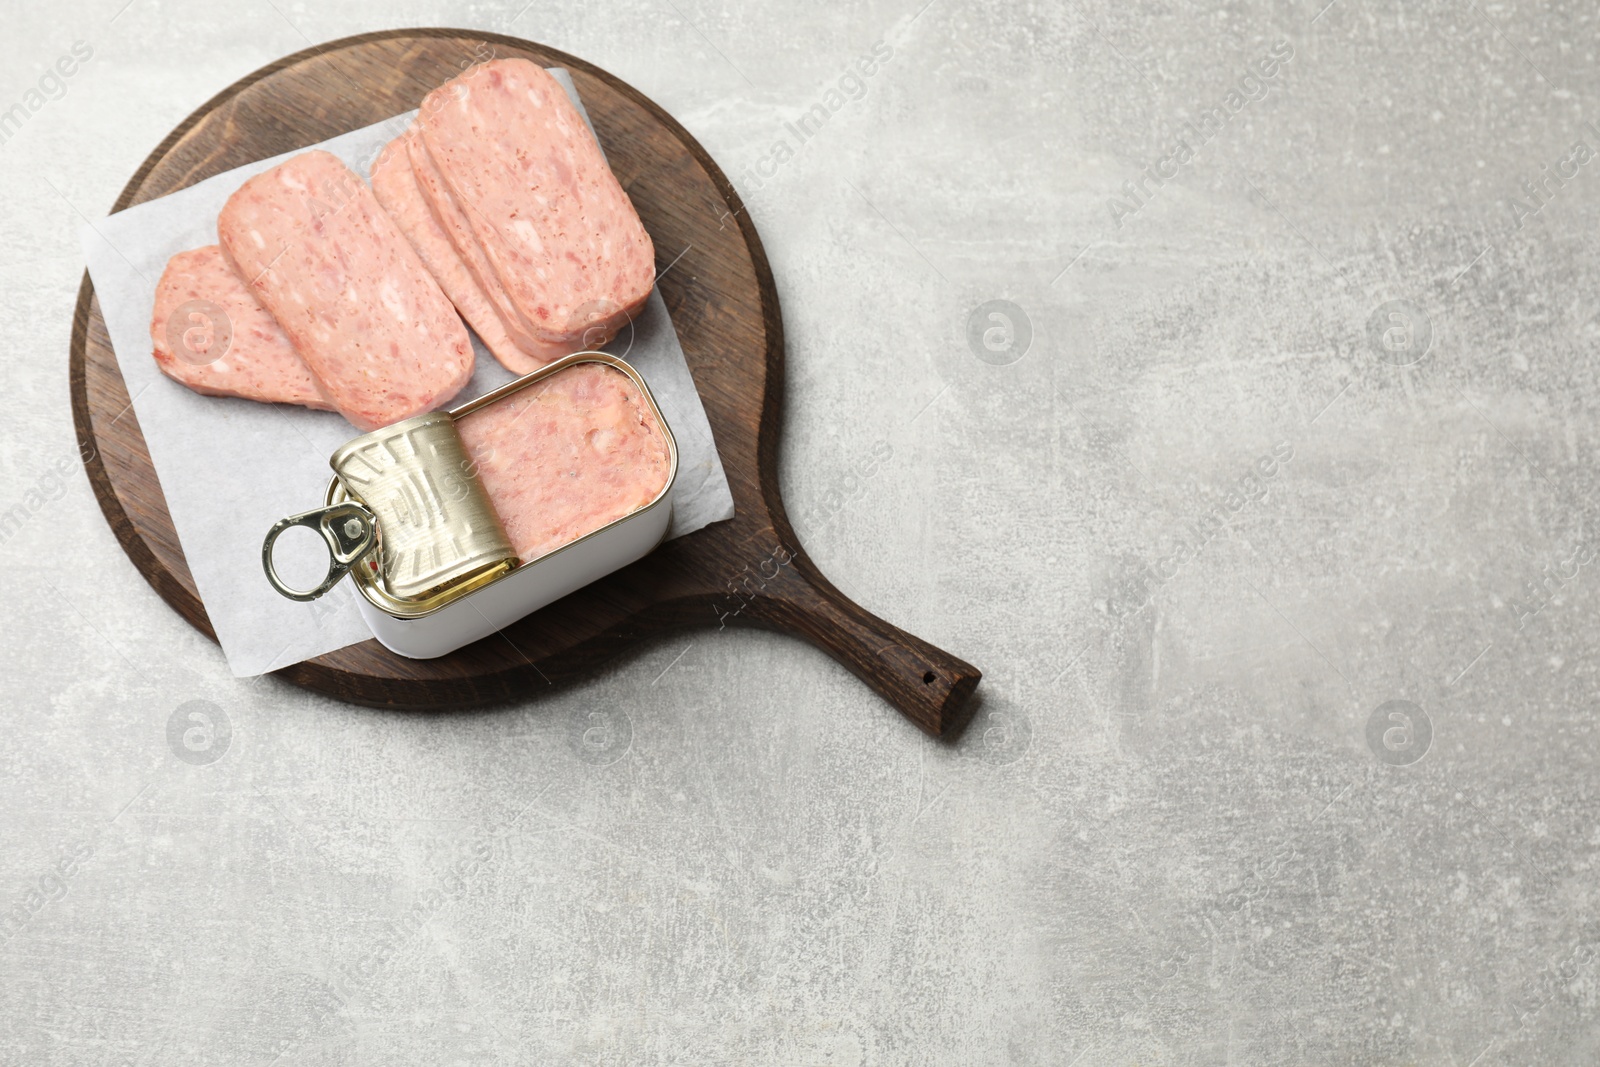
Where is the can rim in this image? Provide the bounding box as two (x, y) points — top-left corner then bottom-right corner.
(328, 351), (680, 620)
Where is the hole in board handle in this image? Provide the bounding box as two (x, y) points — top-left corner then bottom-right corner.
(922, 671), (936, 685)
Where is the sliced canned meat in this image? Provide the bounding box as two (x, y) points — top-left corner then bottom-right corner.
(374, 127), (565, 373)
(417, 59), (655, 347)
(150, 244), (332, 411)
(371, 128), (546, 374)
(456, 362), (671, 563)
(403, 131), (560, 359)
(217, 150), (474, 431)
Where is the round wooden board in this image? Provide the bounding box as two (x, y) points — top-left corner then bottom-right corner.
(71, 29), (980, 738)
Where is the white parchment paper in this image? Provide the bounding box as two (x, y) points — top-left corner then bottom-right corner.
(80, 69), (735, 677)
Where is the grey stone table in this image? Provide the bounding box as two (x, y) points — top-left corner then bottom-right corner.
(2, 1), (1596, 1064)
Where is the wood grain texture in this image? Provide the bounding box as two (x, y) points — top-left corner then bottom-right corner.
(69, 29), (981, 738)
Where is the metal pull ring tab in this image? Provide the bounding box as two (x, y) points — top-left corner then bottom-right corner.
(262, 502), (379, 602)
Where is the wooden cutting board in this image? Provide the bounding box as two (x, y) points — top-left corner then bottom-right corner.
(70, 28), (981, 739)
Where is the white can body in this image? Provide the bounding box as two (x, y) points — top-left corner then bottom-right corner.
(356, 480), (674, 659)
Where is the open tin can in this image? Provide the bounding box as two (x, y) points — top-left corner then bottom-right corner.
(263, 352), (678, 659)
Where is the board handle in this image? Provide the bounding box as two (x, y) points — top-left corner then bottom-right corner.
(730, 549), (981, 738)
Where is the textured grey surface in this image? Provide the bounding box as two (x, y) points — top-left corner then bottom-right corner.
(2, 1), (1598, 1064)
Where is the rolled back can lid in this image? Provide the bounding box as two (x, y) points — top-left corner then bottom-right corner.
(329, 411), (516, 603)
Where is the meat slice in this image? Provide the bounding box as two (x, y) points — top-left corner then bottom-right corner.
(150, 244), (332, 411)
(403, 132), (561, 359)
(217, 150), (474, 431)
(372, 127), (564, 373)
(417, 59), (655, 347)
(371, 128), (544, 374)
(456, 363), (671, 563)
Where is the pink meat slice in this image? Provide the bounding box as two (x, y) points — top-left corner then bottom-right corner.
(397, 128), (573, 366)
(217, 149), (474, 431)
(456, 363), (671, 563)
(149, 244), (332, 411)
(370, 127), (561, 375)
(417, 58), (655, 346)
(403, 131), (560, 358)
